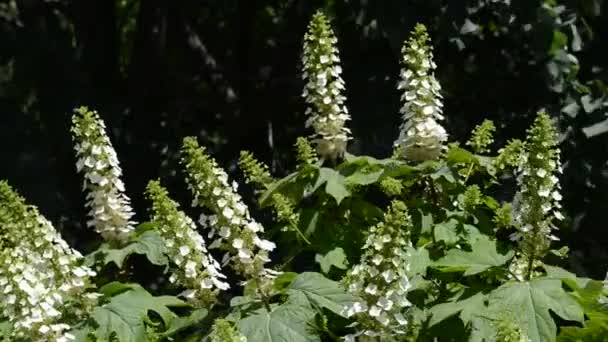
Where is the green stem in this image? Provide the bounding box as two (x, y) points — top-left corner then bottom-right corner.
(463, 162), (475, 183)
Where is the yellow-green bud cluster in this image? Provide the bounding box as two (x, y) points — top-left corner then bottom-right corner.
(467, 119), (496, 154)
(238, 151), (274, 191)
(294, 137), (319, 167)
(208, 319), (247, 342)
(494, 139), (525, 171)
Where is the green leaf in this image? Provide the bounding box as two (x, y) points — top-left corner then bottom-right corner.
(238, 292), (319, 342)
(259, 172), (299, 206)
(0, 320), (10, 337)
(287, 272), (355, 316)
(93, 231), (168, 268)
(160, 309), (208, 338)
(431, 164), (456, 183)
(550, 30), (568, 56)
(342, 154), (393, 166)
(99, 281), (142, 297)
(315, 248), (348, 274)
(344, 167), (384, 185)
(317, 168), (350, 204)
(406, 246), (431, 276)
(428, 292), (495, 342)
(446, 146), (478, 165)
(434, 219), (459, 246)
(91, 284), (184, 342)
(273, 272), (299, 291)
(432, 235), (513, 276)
(488, 278), (584, 342)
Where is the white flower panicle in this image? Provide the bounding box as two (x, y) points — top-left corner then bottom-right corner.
(302, 11), (351, 160)
(0, 181), (98, 341)
(181, 137), (279, 286)
(146, 180), (229, 306)
(343, 201), (413, 340)
(394, 24), (448, 161)
(511, 112), (563, 280)
(71, 106), (136, 242)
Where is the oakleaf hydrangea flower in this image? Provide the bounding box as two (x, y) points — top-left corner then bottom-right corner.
(146, 180), (229, 306)
(342, 201), (413, 339)
(71, 106), (135, 243)
(394, 24), (448, 161)
(510, 112), (563, 280)
(239, 151), (274, 191)
(294, 137), (319, 168)
(238, 152), (307, 243)
(494, 139), (525, 171)
(302, 11), (351, 160)
(495, 317), (530, 342)
(467, 119), (496, 154)
(180, 137), (279, 288)
(0, 181), (98, 341)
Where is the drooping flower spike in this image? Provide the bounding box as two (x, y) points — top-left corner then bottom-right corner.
(146, 180), (229, 307)
(394, 24), (448, 161)
(71, 106), (136, 243)
(0, 181), (98, 341)
(180, 137), (279, 289)
(343, 200), (413, 340)
(302, 11), (351, 160)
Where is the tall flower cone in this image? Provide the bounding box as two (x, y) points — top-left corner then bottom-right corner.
(302, 11), (351, 160)
(0, 181), (98, 341)
(343, 201), (413, 340)
(146, 180), (229, 307)
(394, 24), (447, 161)
(180, 137), (280, 294)
(71, 106), (136, 243)
(510, 111), (563, 280)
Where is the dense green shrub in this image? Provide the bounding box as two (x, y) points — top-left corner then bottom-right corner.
(0, 11), (606, 342)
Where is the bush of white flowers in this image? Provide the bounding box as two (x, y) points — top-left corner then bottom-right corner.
(0, 11), (606, 342)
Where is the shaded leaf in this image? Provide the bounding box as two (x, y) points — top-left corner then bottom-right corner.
(92, 231), (168, 268)
(406, 246), (431, 276)
(315, 247), (348, 274)
(428, 292), (495, 342)
(160, 309), (208, 338)
(317, 168), (350, 204)
(91, 284), (184, 342)
(434, 219), (459, 246)
(260, 172), (299, 206)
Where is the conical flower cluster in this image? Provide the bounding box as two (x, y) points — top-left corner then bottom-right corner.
(71, 106), (135, 243)
(181, 137), (279, 288)
(0, 181), (98, 341)
(302, 11), (351, 160)
(343, 201), (413, 340)
(146, 180), (229, 306)
(394, 24), (447, 161)
(511, 112), (563, 280)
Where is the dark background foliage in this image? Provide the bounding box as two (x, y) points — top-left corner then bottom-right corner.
(0, 0), (606, 277)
